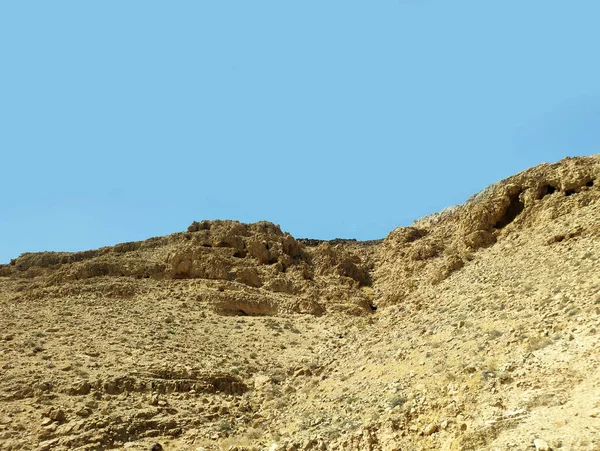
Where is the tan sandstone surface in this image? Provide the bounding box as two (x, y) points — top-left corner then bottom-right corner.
(1, 155), (600, 450)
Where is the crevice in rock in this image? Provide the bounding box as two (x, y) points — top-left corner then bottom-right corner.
(361, 272), (374, 287)
(494, 193), (525, 229)
(565, 189), (576, 196)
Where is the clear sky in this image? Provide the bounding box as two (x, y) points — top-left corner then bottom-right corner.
(1, 1), (599, 263)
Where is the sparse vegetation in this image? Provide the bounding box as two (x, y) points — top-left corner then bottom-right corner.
(388, 394), (407, 409)
(527, 336), (553, 352)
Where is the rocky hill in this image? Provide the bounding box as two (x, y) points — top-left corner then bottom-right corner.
(1, 155), (600, 450)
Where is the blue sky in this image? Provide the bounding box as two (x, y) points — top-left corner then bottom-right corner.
(1, 1), (599, 262)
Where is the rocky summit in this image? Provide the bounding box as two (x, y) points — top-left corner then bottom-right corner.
(1, 155), (600, 450)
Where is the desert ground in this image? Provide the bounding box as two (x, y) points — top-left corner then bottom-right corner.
(2, 155), (600, 450)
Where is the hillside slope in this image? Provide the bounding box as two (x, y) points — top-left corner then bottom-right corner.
(1, 155), (600, 450)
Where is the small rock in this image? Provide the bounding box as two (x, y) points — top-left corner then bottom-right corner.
(48, 409), (66, 423)
(38, 438), (60, 451)
(150, 394), (159, 406)
(501, 362), (516, 372)
(533, 438), (550, 451)
(43, 422), (58, 433)
(293, 367), (312, 378)
(151, 444), (164, 451)
(422, 422), (438, 435)
(69, 380), (91, 396)
(0, 415), (12, 425)
(40, 418), (53, 427)
(75, 408), (92, 417)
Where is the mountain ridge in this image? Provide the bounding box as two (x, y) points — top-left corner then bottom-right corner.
(1, 154), (600, 450)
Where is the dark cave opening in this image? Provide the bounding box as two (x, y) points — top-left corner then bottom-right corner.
(565, 189), (576, 196)
(586, 180), (595, 187)
(544, 185), (557, 195)
(494, 194), (525, 229)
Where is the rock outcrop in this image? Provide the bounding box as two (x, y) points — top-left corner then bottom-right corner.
(375, 155), (600, 306)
